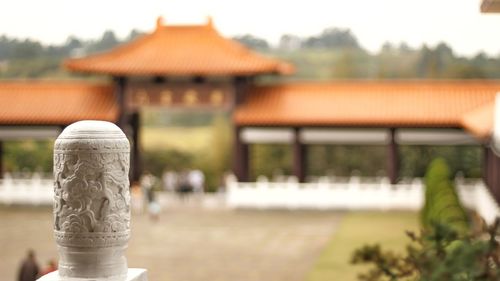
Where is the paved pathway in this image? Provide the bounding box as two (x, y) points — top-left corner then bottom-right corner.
(0, 205), (343, 281)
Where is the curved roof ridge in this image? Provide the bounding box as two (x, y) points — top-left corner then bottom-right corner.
(461, 100), (495, 140)
(64, 18), (294, 76)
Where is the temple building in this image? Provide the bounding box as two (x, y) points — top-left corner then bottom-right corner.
(64, 17), (292, 181)
(0, 16), (500, 204)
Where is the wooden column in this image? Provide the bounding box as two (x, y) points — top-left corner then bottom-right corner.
(231, 76), (251, 182)
(113, 76), (128, 130)
(0, 140), (3, 179)
(483, 147), (490, 187)
(130, 112), (142, 182)
(387, 128), (399, 184)
(483, 147), (500, 205)
(488, 148), (496, 194)
(491, 148), (500, 203)
(293, 127), (306, 183)
(233, 126), (249, 182)
(233, 76), (252, 106)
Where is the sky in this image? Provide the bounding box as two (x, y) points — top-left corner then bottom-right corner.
(0, 0), (499, 57)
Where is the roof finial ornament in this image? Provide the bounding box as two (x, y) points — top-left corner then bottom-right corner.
(206, 16), (213, 28)
(156, 16), (164, 30)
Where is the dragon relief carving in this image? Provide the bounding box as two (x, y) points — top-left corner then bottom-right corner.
(53, 151), (130, 235)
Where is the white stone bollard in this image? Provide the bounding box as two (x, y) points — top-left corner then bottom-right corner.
(38, 120), (147, 281)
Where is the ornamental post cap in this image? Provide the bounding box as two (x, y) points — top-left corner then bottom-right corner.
(206, 16), (213, 28)
(156, 16), (164, 30)
(58, 120), (125, 139)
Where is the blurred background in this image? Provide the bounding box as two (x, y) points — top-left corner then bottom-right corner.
(1, 1), (500, 281)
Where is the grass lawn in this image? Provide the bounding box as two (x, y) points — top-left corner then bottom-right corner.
(306, 211), (419, 281)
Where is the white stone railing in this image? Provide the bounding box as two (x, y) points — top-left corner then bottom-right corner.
(456, 179), (500, 225)
(227, 176), (500, 224)
(0, 173), (53, 205)
(2, 170), (498, 225)
(227, 176), (424, 210)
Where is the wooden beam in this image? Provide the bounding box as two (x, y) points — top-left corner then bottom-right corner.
(395, 129), (478, 145)
(293, 128), (306, 183)
(240, 128), (294, 144)
(0, 126), (61, 140)
(301, 128), (388, 145)
(388, 128), (399, 184)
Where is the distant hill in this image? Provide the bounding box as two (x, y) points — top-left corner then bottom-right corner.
(1, 27), (499, 80)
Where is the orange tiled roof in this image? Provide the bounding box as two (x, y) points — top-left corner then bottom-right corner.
(0, 81), (117, 125)
(65, 18), (294, 76)
(461, 101), (494, 139)
(234, 81), (500, 131)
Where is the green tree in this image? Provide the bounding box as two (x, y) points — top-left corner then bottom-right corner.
(251, 144), (292, 180)
(233, 34), (270, 50)
(421, 158), (469, 234)
(201, 113), (232, 191)
(303, 27), (360, 49)
(4, 141), (53, 173)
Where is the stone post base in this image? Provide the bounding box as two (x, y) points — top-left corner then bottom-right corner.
(37, 268), (147, 281)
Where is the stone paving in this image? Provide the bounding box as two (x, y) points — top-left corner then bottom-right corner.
(0, 204), (342, 281)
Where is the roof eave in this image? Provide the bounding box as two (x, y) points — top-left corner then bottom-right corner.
(64, 63), (294, 77)
(481, 0), (500, 13)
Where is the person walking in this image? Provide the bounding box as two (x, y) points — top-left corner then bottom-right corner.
(17, 249), (39, 281)
(141, 171), (160, 221)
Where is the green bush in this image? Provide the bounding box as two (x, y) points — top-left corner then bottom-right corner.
(141, 114), (231, 192)
(351, 156), (498, 281)
(142, 149), (194, 176)
(352, 220), (500, 281)
(421, 158), (469, 234)
(4, 140), (53, 173)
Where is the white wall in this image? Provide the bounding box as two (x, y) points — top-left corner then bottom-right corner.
(227, 176), (500, 224)
(0, 173), (53, 205)
(1, 173), (498, 225)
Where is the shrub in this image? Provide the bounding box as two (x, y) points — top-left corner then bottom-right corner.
(142, 149), (194, 176)
(421, 158), (469, 234)
(351, 220), (500, 281)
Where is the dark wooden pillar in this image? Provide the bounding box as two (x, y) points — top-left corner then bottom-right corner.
(488, 148), (496, 194)
(233, 126), (249, 182)
(113, 76), (128, 130)
(483, 146), (490, 186)
(233, 76), (252, 106)
(293, 127), (306, 182)
(491, 148), (500, 202)
(231, 76), (252, 182)
(483, 147), (500, 205)
(387, 128), (399, 184)
(130, 112), (142, 182)
(0, 140), (3, 179)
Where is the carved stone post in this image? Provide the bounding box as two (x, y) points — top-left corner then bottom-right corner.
(49, 120), (136, 280)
